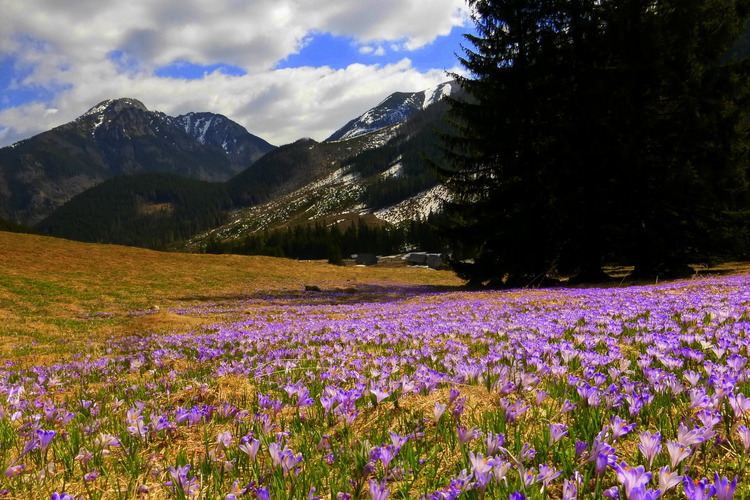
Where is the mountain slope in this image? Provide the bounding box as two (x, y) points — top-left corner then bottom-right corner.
(0, 98), (274, 225)
(26, 81), (456, 251)
(188, 95), (453, 249)
(326, 81), (456, 141)
(36, 172), (232, 249)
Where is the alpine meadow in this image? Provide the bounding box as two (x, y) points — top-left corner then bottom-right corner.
(3, 1), (750, 500)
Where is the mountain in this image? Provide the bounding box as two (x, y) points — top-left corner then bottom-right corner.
(29, 81), (457, 252)
(326, 81), (457, 142)
(35, 172), (231, 249)
(0, 98), (274, 225)
(173, 111), (273, 166)
(186, 92), (454, 250)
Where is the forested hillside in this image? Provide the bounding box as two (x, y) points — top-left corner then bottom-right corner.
(36, 173), (232, 249)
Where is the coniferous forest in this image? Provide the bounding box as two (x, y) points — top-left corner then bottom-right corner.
(439, 0), (750, 287)
(203, 215), (446, 264)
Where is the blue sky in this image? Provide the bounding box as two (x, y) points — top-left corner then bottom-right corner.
(0, 1), (475, 147)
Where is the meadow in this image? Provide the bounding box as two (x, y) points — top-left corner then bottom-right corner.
(1, 232), (749, 499)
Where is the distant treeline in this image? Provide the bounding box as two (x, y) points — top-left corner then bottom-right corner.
(203, 216), (446, 263)
(0, 216), (37, 235)
(36, 173), (232, 249)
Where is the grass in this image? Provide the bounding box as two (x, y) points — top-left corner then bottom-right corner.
(0, 231), (462, 342)
(2, 231), (750, 499)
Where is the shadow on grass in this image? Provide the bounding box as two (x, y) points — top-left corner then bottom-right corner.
(176, 283), (462, 307)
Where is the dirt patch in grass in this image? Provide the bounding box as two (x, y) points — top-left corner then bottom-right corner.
(120, 311), (211, 337)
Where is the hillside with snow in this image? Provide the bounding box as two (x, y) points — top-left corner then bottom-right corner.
(326, 81), (456, 142)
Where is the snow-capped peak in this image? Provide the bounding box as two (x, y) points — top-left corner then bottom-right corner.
(325, 80), (456, 142)
(82, 98), (148, 117)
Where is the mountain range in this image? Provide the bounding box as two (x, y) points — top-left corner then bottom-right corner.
(0, 81), (458, 252)
(0, 98), (274, 225)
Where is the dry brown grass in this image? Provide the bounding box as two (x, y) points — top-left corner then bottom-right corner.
(0, 231), (463, 347)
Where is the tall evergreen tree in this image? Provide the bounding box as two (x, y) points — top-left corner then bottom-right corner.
(440, 0), (750, 286)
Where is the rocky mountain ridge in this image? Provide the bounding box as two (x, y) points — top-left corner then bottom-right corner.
(326, 81), (456, 141)
(0, 98), (274, 225)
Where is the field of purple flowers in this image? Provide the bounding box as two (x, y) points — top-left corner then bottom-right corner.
(2, 275), (750, 499)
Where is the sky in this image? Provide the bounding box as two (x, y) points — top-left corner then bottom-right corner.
(0, 0), (476, 148)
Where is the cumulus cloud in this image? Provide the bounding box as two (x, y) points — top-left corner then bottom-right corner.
(0, 0), (471, 147)
(0, 59), (462, 147)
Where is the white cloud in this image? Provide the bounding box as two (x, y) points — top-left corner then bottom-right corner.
(358, 45), (387, 56)
(0, 0), (471, 147)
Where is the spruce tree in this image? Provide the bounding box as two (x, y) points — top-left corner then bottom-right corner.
(440, 0), (750, 286)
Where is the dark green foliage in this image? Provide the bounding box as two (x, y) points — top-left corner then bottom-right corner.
(204, 216), (447, 262)
(440, 0), (750, 286)
(35, 173), (232, 249)
(0, 216), (37, 235)
(227, 139), (323, 206)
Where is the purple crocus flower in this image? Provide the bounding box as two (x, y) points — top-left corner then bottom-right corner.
(627, 485), (662, 500)
(94, 433), (120, 449)
(380, 446), (396, 471)
(469, 451), (493, 477)
(519, 442), (536, 462)
(658, 466), (682, 493)
(390, 431), (408, 449)
(225, 479), (248, 500)
(535, 389), (548, 405)
(562, 479), (578, 500)
(549, 423), (568, 445)
(683, 476), (716, 500)
(434, 402), (447, 421)
(268, 442), (283, 466)
(666, 441), (691, 469)
(216, 430), (232, 450)
(239, 437), (260, 460)
(614, 461), (652, 498)
(456, 425), (482, 445)
(370, 387), (390, 405)
(166, 465), (199, 499)
(610, 416), (636, 439)
(714, 474), (737, 500)
(595, 453), (613, 475)
(486, 431), (505, 455)
(4, 464), (25, 477)
(602, 487), (619, 498)
(575, 440), (589, 459)
(676, 423), (708, 447)
(448, 388), (461, 405)
(50, 494), (75, 500)
(736, 425), (750, 453)
(638, 431), (661, 468)
(560, 399), (577, 413)
(537, 464), (562, 487)
(368, 478), (390, 500)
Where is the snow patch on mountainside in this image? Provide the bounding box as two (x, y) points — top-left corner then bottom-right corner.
(381, 161), (403, 179)
(374, 184), (450, 225)
(424, 82), (454, 109)
(179, 114), (215, 144)
(309, 167), (360, 191)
